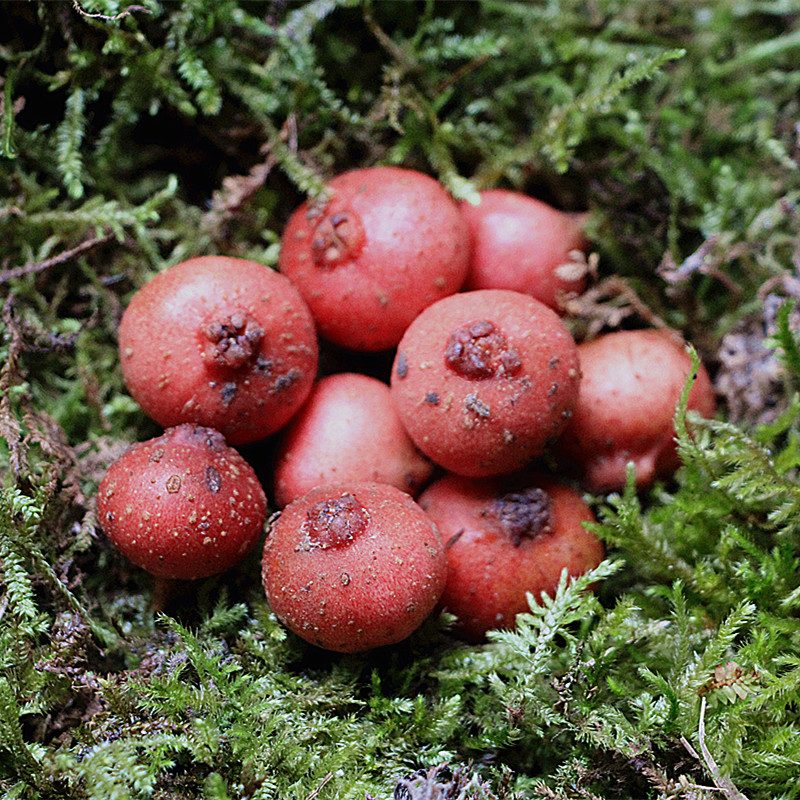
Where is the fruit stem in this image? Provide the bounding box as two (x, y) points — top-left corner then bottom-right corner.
(150, 576), (184, 613)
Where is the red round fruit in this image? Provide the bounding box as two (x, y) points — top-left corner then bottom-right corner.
(278, 166), (471, 352)
(460, 189), (589, 311)
(118, 256), (318, 445)
(262, 482), (447, 652)
(272, 372), (434, 508)
(418, 473), (604, 641)
(97, 424), (267, 580)
(554, 329), (717, 492)
(390, 289), (581, 477)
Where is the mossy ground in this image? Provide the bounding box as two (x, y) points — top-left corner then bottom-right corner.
(2, 1), (800, 798)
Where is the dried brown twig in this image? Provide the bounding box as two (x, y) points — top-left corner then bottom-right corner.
(562, 274), (675, 342)
(0, 233), (112, 285)
(71, 0), (150, 22)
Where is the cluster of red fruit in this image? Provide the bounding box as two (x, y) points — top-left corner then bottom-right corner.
(97, 166), (716, 652)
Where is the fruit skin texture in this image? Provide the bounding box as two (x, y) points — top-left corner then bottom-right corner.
(390, 289), (581, 477)
(262, 482), (447, 653)
(118, 256), (318, 446)
(418, 473), (604, 642)
(460, 190), (589, 311)
(555, 329), (717, 492)
(97, 424), (267, 580)
(272, 372), (434, 508)
(277, 166), (471, 352)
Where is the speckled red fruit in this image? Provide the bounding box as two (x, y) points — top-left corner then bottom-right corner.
(460, 190), (589, 311)
(262, 482), (447, 653)
(555, 329), (717, 492)
(390, 289), (581, 477)
(118, 256), (318, 445)
(272, 373), (434, 508)
(419, 473), (604, 641)
(278, 166), (471, 352)
(97, 424), (267, 580)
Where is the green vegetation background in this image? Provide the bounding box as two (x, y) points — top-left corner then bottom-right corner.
(2, 1), (800, 797)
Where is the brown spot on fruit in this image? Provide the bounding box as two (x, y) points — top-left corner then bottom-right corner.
(396, 351), (409, 379)
(490, 487), (552, 546)
(220, 382), (237, 405)
(166, 475), (181, 493)
(464, 394), (490, 418)
(444, 320), (521, 380)
(310, 210), (366, 269)
(270, 368), (301, 394)
(205, 465), (222, 493)
(302, 493), (369, 550)
(202, 310), (264, 370)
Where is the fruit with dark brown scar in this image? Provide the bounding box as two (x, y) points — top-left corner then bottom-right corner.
(278, 166), (471, 352)
(118, 256), (318, 445)
(261, 482), (447, 652)
(97, 424), (267, 580)
(390, 289), (581, 477)
(418, 473), (604, 641)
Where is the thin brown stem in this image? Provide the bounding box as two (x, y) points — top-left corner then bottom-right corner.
(0, 233), (112, 284)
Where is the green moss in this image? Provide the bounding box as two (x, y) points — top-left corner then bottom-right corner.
(2, 1), (800, 797)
